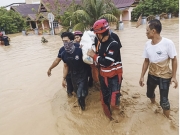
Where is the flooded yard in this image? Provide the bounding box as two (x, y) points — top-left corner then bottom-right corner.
(0, 18), (179, 135)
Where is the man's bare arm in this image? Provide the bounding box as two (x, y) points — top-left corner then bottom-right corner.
(47, 57), (61, 76)
(139, 58), (149, 87)
(171, 56), (178, 88)
(62, 63), (69, 88)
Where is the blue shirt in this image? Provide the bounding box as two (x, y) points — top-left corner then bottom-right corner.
(57, 43), (80, 58)
(61, 47), (87, 75)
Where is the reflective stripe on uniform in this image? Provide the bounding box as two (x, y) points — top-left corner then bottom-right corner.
(105, 56), (115, 62)
(96, 56), (100, 63)
(106, 41), (117, 52)
(110, 62), (122, 66)
(101, 66), (122, 72)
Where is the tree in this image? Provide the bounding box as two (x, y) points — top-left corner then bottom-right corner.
(60, 0), (120, 32)
(0, 8), (25, 34)
(131, 0), (179, 21)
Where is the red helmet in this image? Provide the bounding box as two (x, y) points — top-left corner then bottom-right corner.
(74, 31), (83, 36)
(93, 19), (109, 34)
(0, 32), (3, 36)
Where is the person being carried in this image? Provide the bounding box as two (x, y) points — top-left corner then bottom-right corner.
(74, 30), (93, 87)
(87, 19), (123, 120)
(47, 32), (80, 97)
(61, 32), (88, 111)
(139, 19), (178, 118)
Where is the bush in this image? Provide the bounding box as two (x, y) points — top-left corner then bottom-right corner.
(0, 8), (26, 34)
(131, 0), (179, 21)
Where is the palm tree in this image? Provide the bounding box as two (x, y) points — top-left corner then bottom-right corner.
(60, 0), (121, 32)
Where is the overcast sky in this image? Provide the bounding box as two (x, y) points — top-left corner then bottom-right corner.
(0, 0), (26, 7)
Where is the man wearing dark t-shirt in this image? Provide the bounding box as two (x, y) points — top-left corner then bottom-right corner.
(61, 32), (88, 111)
(47, 33), (79, 97)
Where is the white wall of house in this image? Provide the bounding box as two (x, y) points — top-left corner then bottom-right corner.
(122, 7), (134, 21)
(25, 0), (40, 4)
(128, 7), (134, 21)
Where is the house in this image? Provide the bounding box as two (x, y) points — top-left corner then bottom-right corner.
(10, 0), (139, 34)
(10, 4), (40, 29)
(25, 0), (138, 21)
(37, 0), (81, 33)
(113, 0), (138, 21)
(2, 3), (26, 10)
(25, 0), (40, 4)
(37, 0), (137, 21)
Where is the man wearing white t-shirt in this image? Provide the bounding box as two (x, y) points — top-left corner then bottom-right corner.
(139, 19), (178, 118)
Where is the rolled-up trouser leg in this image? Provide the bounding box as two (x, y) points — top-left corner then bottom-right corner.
(146, 74), (157, 99)
(66, 73), (74, 95)
(159, 78), (171, 110)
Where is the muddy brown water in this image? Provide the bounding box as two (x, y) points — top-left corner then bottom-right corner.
(0, 18), (179, 135)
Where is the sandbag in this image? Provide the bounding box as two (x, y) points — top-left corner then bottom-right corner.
(80, 31), (95, 64)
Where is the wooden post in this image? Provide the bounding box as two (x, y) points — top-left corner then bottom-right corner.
(120, 13), (123, 21)
(30, 22), (32, 29)
(36, 21), (38, 28)
(41, 21), (44, 30)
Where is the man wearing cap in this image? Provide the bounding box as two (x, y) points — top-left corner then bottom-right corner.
(87, 19), (123, 120)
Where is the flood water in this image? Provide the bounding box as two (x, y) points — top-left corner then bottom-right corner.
(0, 18), (179, 135)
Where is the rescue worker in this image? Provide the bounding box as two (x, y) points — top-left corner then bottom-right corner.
(47, 32), (79, 97)
(91, 17), (122, 90)
(61, 32), (88, 111)
(87, 19), (123, 120)
(74, 30), (93, 87)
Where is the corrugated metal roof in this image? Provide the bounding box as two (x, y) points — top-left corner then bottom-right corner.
(27, 14), (37, 21)
(41, 0), (81, 12)
(112, 0), (135, 8)
(11, 4), (39, 17)
(41, 0), (135, 12)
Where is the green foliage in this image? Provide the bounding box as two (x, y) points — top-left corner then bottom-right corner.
(131, 0), (179, 21)
(0, 8), (26, 34)
(59, 0), (120, 32)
